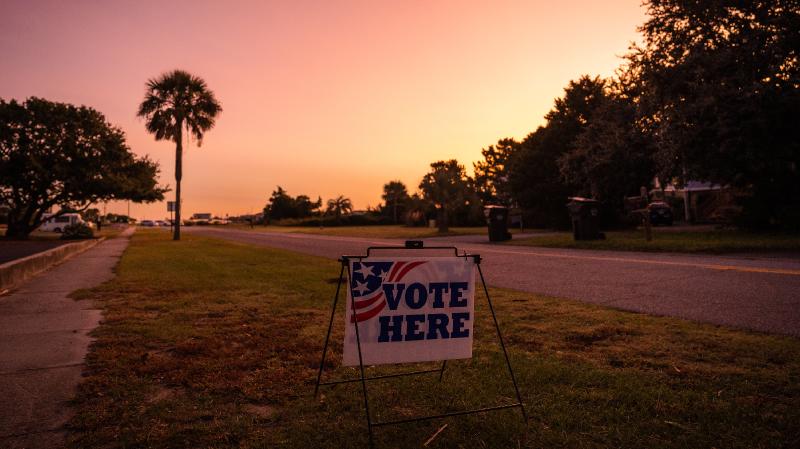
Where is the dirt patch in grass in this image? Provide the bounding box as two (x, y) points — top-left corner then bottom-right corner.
(67, 231), (800, 448)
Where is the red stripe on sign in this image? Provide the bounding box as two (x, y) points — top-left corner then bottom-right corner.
(387, 262), (406, 281)
(350, 302), (386, 323)
(353, 293), (383, 309)
(393, 261), (426, 281)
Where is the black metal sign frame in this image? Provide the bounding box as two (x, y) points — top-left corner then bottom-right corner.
(313, 241), (527, 447)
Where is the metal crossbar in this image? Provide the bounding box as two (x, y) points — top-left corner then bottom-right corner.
(317, 367), (443, 386)
(372, 403), (524, 427)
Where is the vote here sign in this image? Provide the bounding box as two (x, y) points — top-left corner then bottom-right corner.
(342, 257), (475, 366)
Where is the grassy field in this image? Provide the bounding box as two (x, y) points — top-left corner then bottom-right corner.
(67, 231), (800, 448)
(512, 228), (800, 254)
(225, 224), (511, 239)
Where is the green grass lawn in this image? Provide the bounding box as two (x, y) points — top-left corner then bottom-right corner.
(225, 224), (504, 239)
(67, 231), (800, 448)
(512, 228), (800, 254)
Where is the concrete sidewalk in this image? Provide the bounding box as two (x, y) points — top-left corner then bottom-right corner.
(0, 228), (134, 449)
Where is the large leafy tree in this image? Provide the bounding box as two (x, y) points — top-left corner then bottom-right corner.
(509, 76), (606, 228)
(473, 138), (520, 206)
(266, 186), (296, 220)
(295, 195), (322, 218)
(381, 180), (410, 224)
(627, 0), (800, 228)
(264, 186), (322, 220)
(0, 97), (165, 239)
(558, 79), (656, 222)
(138, 70), (221, 240)
(419, 159), (473, 232)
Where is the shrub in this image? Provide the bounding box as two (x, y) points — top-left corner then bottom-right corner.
(60, 223), (94, 240)
(275, 214), (393, 227)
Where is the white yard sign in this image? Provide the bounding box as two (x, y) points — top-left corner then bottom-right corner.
(342, 257), (475, 366)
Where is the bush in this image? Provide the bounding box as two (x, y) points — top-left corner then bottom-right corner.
(60, 223), (94, 240)
(275, 214), (394, 227)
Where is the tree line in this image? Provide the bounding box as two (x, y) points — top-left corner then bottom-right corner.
(480, 0), (799, 230)
(1, 69), (221, 240)
(275, 0), (799, 231)
(261, 187), (356, 224)
(3, 1), (797, 238)
(261, 159), (485, 232)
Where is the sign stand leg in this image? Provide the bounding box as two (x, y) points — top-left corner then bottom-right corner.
(314, 261), (346, 398)
(347, 262), (375, 448)
(476, 261), (528, 423)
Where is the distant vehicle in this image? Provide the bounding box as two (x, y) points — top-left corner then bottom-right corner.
(155, 220), (168, 227)
(39, 213), (90, 233)
(190, 213), (212, 225)
(649, 202), (673, 226)
(140, 220), (156, 227)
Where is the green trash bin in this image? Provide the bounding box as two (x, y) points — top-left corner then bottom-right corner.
(484, 205), (512, 242)
(567, 197), (603, 240)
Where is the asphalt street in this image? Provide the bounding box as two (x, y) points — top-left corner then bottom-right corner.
(187, 227), (800, 337)
(0, 240), (68, 264)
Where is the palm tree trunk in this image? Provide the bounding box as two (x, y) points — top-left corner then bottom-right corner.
(174, 124), (183, 241)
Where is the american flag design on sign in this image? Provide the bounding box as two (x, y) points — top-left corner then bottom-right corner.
(343, 257), (475, 366)
(349, 261), (427, 323)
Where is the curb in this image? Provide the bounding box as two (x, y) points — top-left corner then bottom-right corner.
(0, 237), (106, 293)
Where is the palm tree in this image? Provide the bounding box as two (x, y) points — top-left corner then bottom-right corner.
(137, 70), (221, 240)
(382, 180), (409, 224)
(326, 195), (353, 223)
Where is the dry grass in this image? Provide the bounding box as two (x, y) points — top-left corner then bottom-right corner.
(67, 231), (800, 448)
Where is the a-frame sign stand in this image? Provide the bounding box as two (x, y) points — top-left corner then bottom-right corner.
(314, 241), (527, 448)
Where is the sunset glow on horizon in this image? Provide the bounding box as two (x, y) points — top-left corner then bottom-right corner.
(1, 0), (645, 219)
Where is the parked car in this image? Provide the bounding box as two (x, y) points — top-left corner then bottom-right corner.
(39, 213), (92, 233)
(648, 202), (673, 226)
(140, 220), (155, 227)
(155, 220), (168, 227)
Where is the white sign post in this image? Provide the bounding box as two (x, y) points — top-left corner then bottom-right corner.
(343, 257), (475, 366)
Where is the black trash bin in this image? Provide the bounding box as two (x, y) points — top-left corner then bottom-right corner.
(484, 205), (512, 242)
(567, 197), (603, 240)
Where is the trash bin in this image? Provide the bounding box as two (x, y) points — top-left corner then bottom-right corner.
(566, 197), (603, 240)
(484, 205), (512, 242)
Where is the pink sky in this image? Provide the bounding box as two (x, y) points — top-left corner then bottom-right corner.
(1, 0), (645, 220)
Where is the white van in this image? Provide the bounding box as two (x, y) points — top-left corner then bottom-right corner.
(39, 213), (90, 233)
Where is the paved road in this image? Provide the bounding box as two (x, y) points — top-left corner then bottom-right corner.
(0, 228), (133, 449)
(187, 227), (800, 337)
(0, 241), (68, 264)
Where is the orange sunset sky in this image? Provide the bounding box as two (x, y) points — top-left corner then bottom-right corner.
(1, 0), (646, 220)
